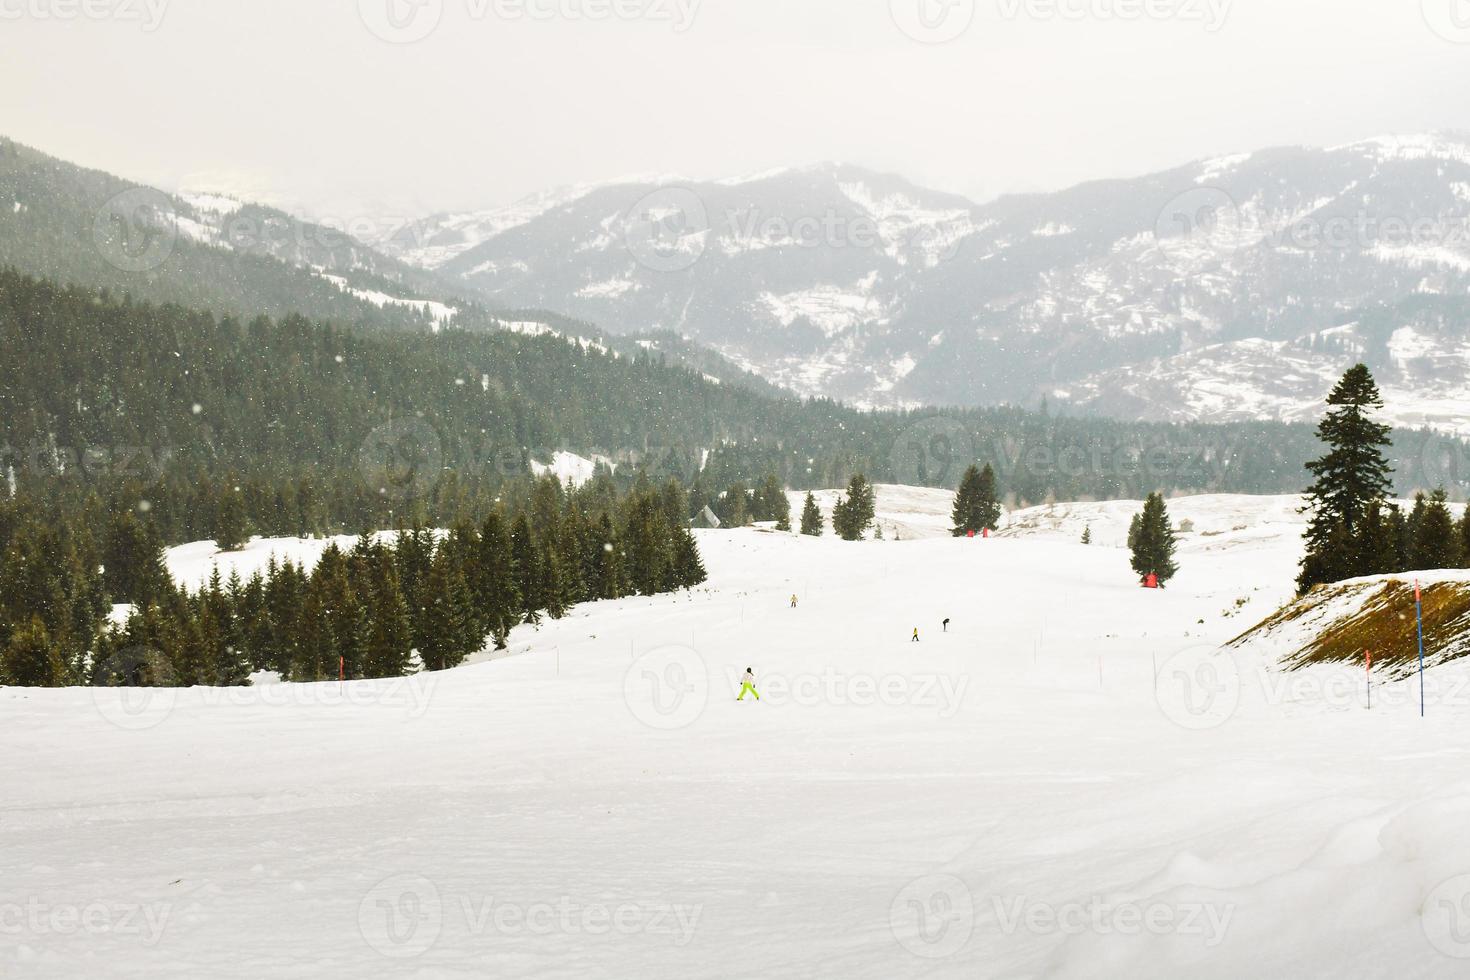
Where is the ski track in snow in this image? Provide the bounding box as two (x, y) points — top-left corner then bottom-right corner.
(7, 493), (1470, 977)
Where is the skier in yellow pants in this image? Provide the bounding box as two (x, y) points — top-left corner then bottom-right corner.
(738, 667), (760, 701)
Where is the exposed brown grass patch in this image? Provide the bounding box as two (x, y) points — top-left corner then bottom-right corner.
(1233, 580), (1470, 679)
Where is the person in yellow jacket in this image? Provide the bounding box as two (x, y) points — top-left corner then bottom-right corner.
(737, 667), (760, 701)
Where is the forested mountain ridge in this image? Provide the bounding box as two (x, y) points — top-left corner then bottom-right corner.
(3, 268), (1462, 506)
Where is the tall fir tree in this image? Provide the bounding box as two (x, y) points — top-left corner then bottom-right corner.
(510, 514), (545, 625)
(214, 488), (249, 552)
(719, 483), (750, 528)
(362, 547), (414, 677)
(799, 492), (824, 537)
(1298, 365), (1394, 593)
(473, 512), (521, 649)
(832, 474), (876, 541)
(418, 549), (479, 672)
(951, 464), (1003, 536)
(671, 526), (707, 588)
(590, 513), (626, 601)
(1129, 493), (1179, 586)
(757, 475), (792, 530)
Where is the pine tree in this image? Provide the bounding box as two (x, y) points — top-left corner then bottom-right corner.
(1129, 493), (1179, 586)
(1, 617), (65, 686)
(510, 514), (545, 625)
(1460, 507), (1470, 569)
(394, 525), (436, 649)
(363, 549), (413, 677)
(264, 558), (307, 676)
(215, 488), (249, 552)
(538, 530), (570, 620)
(103, 511), (171, 607)
(800, 492), (823, 537)
(951, 464), (1002, 536)
(832, 474), (876, 541)
(473, 512), (521, 649)
(320, 547), (369, 681)
(625, 493), (673, 595)
(719, 483), (750, 528)
(1298, 365), (1394, 593)
(758, 475), (792, 531)
(1362, 500), (1401, 577)
(670, 527), (707, 588)
(418, 550), (479, 672)
(589, 513), (626, 601)
(1410, 488), (1462, 570)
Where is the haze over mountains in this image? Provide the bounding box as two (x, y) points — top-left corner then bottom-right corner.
(364, 133), (1470, 435)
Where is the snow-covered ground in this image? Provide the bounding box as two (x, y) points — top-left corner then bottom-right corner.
(9, 493), (1470, 978)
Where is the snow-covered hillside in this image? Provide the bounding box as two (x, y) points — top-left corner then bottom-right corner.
(11, 494), (1470, 977)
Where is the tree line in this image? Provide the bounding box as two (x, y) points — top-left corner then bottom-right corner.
(0, 475), (706, 687)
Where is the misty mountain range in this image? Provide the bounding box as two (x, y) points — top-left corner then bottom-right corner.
(6, 132), (1470, 438)
(364, 133), (1470, 435)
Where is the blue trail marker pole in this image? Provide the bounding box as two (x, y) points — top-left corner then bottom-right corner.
(1415, 580), (1426, 718)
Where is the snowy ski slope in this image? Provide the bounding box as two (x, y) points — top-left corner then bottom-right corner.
(8, 493), (1470, 978)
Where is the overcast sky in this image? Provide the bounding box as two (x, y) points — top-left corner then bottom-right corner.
(4, 0), (1470, 221)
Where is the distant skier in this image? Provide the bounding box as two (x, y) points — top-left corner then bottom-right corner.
(943, 618), (950, 633)
(911, 628), (920, 643)
(738, 667), (760, 701)
(790, 594), (798, 609)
